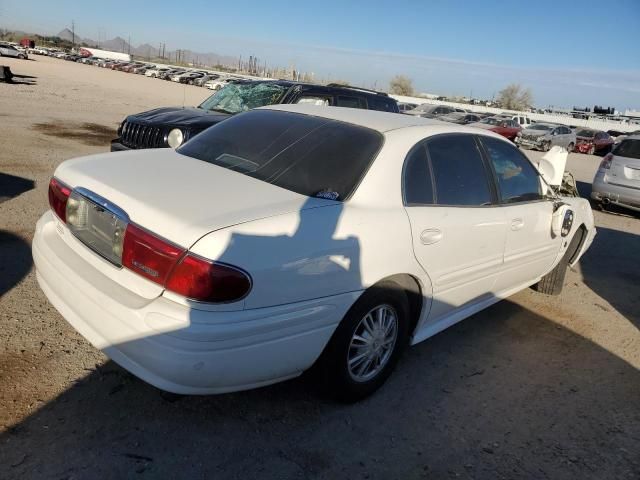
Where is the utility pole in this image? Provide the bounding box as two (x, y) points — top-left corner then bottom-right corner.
(71, 19), (75, 50)
(127, 35), (131, 55)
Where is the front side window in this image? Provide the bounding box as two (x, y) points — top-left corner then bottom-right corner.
(481, 136), (542, 203)
(297, 96), (330, 106)
(426, 135), (493, 206)
(178, 110), (382, 200)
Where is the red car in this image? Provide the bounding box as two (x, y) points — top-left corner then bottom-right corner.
(468, 117), (522, 141)
(575, 129), (614, 155)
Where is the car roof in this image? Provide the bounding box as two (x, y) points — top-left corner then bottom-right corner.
(260, 104), (482, 133)
(232, 79), (393, 99)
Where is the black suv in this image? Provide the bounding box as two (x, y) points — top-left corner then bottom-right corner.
(111, 80), (400, 151)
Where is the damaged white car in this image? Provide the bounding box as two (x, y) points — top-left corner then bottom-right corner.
(33, 105), (595, 401)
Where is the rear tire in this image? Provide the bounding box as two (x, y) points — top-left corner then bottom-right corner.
(568, 142), (574, 152)
(542, 140), (551, 152)
(314, 281), (410, 402)
(534, 230), (583, 295)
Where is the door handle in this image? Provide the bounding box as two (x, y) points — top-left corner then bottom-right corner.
(511, 218), (525, 231)
(420, 228), (443, 245)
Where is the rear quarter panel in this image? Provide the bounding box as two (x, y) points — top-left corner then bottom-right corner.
(190, 203), (428, 310)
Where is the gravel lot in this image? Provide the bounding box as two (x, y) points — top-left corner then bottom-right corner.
(1, 55), (638, 480)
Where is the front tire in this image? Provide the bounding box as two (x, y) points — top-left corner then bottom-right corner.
(534, 230), (583, 295)
(315, 281), (410, 402)
(568, 142), (575, 152)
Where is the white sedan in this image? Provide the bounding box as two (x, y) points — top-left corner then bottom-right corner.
(33, 105), (595, 401)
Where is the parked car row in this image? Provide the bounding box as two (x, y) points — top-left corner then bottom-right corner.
(43, 49), (251, 90)
(111, 80), (401, 151)
(0, 42), (28, 59)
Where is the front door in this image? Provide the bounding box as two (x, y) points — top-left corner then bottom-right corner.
(402, 134), (507, 324)
(478, 136), (561, 290)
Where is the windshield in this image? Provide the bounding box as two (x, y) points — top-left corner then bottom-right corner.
(177, 109), (383, 200)
(199, 82), (287, 114)
(576, 129), (595, 137)
(441, 112), (465, 120)
(479, 117), (499, 125)
(528, 124), (551, 130)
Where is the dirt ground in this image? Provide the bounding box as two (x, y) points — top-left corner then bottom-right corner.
(0, 55), (638, 480)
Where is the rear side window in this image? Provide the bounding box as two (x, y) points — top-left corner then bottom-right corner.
(403, 144), (434, 205)
(177, 109), (382, 200)
(367, 96), (399, 113)
(336, 96), (366, 109)
(481, 136), (542, 203)
(613, 139), (640, 159)
(426, 135), (493, 206)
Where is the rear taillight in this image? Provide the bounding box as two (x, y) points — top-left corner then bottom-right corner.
(121, 224), (251, 303)
(122, 224), (185, 285)
(48, 177), (71, 222)
(166, 254), (251, 303)
(599, 153), (613, 170)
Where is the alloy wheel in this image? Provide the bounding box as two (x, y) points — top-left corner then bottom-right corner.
(347, 304), (398, 382)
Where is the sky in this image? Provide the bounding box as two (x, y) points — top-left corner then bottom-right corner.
(2, 0), (639, 110)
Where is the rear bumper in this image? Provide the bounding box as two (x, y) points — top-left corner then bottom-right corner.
(592, 173), (640, 212)
(33, 211), (355, 394)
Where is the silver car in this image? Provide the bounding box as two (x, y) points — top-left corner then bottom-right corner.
(592, 136), (640, 212)
(0, 42), (28, 60)
(516, 123), (576, 152)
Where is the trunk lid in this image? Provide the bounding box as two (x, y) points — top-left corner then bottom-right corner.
(55, 149), (333, 249)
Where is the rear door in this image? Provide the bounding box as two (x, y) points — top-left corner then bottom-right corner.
(478, 136), (561, 290)
(607, 139), (640, 189)
(403, 134), (507, 324)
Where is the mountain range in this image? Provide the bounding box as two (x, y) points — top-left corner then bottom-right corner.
(56, 29), (237, 67)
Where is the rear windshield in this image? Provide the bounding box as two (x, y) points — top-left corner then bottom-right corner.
(177, 110), (383, 200)
(576, 129), (595, 138)
(613, 139), (640, 159)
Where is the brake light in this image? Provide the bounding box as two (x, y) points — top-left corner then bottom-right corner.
(122, 224), (185, 285)
(48, 177), (71, 222)
(600, 153), (613, 170)
(166, 254), (251, 303)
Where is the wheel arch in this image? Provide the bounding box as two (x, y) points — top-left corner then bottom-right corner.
(371, 273), (424, 336)
(568, 223), (588, 266)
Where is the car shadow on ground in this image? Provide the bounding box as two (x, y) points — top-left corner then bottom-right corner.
(0, 173), (35, 205)
(0, 230), (32, 298)
(578, 226), (640, 329)
(1, 299), (638, 479)
(0, 73), (37, 85)
(575, 180), (640, 219)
